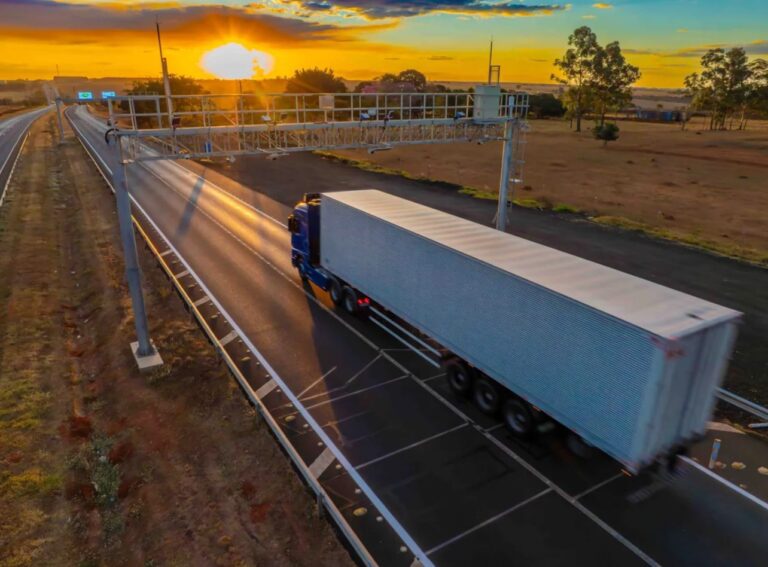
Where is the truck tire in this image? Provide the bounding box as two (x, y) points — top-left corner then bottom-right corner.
(473, 376), (502, 415)
(445, 360), (474, 397)
(297, 261), (308, 281)
(329, 278), (343, 306)
(343, 287), (359, 315)
(503, 398), (535, 439)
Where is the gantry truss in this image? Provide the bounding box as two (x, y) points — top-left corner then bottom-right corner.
(104, 91), (529, 163)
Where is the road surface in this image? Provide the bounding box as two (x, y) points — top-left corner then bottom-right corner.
(68, 105), (768, 567)
(0, 106), (52, 206)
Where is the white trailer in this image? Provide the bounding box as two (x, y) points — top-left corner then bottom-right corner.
(290, 189), (741, 472)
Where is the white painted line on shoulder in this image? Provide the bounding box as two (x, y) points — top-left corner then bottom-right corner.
(426, 488), (552, 556)
(707, 421), (744, 434)
(174, 269), (189, 279)
(355, 423), (468, 471)
(193, 295), (212, 307)
(680, 456), (768, 514)
(255, 379), (278, 400)
(159, 249), (173, 257)
(219, 330), (238, 347)
(574, 473), (624, 501)
(309, 447), (336, 479)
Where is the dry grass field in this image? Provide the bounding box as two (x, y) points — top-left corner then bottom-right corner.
(331, 118), (768, 264)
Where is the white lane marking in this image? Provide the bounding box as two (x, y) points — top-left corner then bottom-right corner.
(137, 141), (288, 229)
(0, 131), (29, 208)
(297, 366), (338, 400)
(707, 421), (744, 434)
(299, 354), (383, 401)
(194, 295), (212, 307)
(370, 316), (440, 369)
(574, 473), (624, 501)
(355, 423), (468, 471)
(68, 112), (436, 567)
(309, 447), (336, 479)
(425, 488), (553, 556)
(255, 378), (278, 400)
(483, 433), (660, 566)
(159, 249), (173, 257)
(71, 110), (661, 566)
(680, 456), (768, 514)
(370, 307), (441, 359)
(219, 330), (238, 347)
(304, 375), (409, 410)
(174, 269), (189, 279)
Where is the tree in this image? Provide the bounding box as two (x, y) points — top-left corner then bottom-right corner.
(125, 75), (207, 126)
(284, 68), (347, 93)
(397, 69), (427, 92)
(552, 26), (601, 132)
(684, 47), (751, 130)
(592, 41), (641, 126)
(744, 58), (768, 128)
(528, 93), (565, 118)
(593, 122), (620, 146)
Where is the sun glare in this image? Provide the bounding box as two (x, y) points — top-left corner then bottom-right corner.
(201, 42), (275, 80)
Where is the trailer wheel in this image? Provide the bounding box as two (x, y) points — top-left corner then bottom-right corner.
(445, 360), (474, 397)
(473, 377), (502, 415)
(343, 287), (359, 315)
(503, 398), (535, 439)
(566, 433), (595, 459)
(329, 278), (343, 306)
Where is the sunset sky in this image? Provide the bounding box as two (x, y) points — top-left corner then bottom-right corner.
(1, 0), (767, 87)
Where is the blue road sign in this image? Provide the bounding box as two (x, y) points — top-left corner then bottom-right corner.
(77, 91), (94, 101)
(101, 91), (117, 99)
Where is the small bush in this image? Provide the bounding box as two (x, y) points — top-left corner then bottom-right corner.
(593, 122), (620, 146)
(553, 203), (581, 214)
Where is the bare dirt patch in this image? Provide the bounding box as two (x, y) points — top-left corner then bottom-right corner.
(331, 119), (768, 264)
(0, 117), (352, 565)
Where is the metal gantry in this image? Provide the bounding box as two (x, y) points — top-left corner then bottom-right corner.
(65, 88), (529, 367)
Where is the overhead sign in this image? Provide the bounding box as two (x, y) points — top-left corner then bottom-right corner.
(77, 91), (94, 101)
(101, 91), (116, 99)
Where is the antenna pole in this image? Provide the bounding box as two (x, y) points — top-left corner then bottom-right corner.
(156, 20), (174, 130)
(488, 40), (494, 84)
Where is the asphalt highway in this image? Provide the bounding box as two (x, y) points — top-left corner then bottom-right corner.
(68, 105), (768, 567)
(0, 106), (52, 206)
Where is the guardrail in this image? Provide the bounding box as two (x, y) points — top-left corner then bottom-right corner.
(717, 388), (768, 428)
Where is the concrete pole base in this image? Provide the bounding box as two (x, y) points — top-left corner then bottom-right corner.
(130, 340), (164, 371)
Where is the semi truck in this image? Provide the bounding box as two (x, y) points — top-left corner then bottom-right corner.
(288, 189), (741, 473)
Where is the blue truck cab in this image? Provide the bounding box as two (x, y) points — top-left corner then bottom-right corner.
(288, 193), (330, 290)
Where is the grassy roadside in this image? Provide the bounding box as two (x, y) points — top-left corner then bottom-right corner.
(316, 150), (768, 267)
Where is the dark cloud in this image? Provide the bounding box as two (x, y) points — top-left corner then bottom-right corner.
(0, 0), (393, 45)
(283, 1), (565, 19)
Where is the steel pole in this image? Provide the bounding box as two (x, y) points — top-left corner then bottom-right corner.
(495, 119), (514, 231)
(55, 98), (65, 143)
(110, 136), (155, 357)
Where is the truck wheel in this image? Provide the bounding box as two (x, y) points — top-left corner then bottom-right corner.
(566, 433), (595, 459)
(329, 278), (343, 306)
(445, 360), (473, 397)
(473, 377), (502, 415)
(503, 398), (535, 439)
(343, 287), (359, 315)
(297, 261), (308, 281)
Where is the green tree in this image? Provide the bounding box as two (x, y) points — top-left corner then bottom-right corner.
(125, 75), (207, 127)
(744, 58), (768, 127)
(528, 93), (566, 118)
(552, 26), (601, 132)
(284, 68), (347, 93)
(684, 47), (751, 130)
(592, 41), (641, 126)
(397, 69), (427, 92)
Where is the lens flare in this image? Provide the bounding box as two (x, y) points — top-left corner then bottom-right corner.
(201, 42), (274, 79)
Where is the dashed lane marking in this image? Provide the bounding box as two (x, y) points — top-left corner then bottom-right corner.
(309, 447), (336, 479)
(219, 330), (238, 347)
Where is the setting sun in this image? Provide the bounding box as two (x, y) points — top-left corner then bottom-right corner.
(200, 42), (274, 80)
